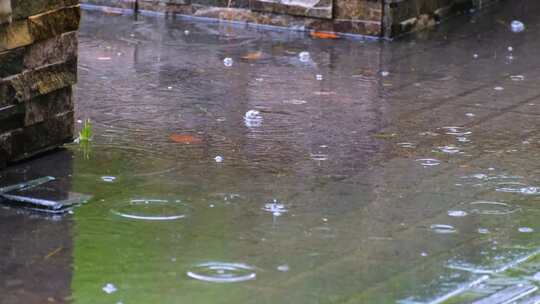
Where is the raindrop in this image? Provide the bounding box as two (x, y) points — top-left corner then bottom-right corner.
(397, 142), (416, 148)
(187, 262), (256, 283)
(110, 199), (189, 221)
(244, 110), (263, 128)
(416, 158), (441, 167)
(101, 176), (117, 183)
(223, 57), (233, 67)
(102, 283), (117, 294)
(262, 199), (287, 216)
(438, 145), (461, 154)
(507, 46), (513, 52)
(496, 183), (539, 195)
(184, 30), (190, 35)
(283, 99), (307, 105)
(421, 252), (428, 257)
(473, 54), (479, 59)
(468, 201), (520, 215)
(430, 224), (457, 234)
(511, 20), (525, 33)
(478, 228), (490, 234)
(277, 264), (290, 272)
(510, 75), (525, 81)
(518, 227), (534, 233)
(298, 51), (310, 62)
(310, 153), (328, 161)
(448, 210), (468, 217)
(442, 127), (471, 136)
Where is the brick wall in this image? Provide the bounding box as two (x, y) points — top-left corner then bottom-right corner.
(0, 0), (80, 169)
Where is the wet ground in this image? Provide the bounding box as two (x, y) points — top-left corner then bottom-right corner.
(2, 1), (540, 303)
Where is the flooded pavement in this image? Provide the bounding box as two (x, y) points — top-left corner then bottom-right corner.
(2, 1), (540, 303)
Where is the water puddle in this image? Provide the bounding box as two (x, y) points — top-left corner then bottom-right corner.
(110, 199), (190, 221)
(186, 262), (256, 283)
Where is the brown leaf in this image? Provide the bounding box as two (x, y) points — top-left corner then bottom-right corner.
(170, 134), (202, 144)
(242, 51), (263, 60)
(310, 31), (339, 39)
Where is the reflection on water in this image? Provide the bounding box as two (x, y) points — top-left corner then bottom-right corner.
(2, 0), (540, 303)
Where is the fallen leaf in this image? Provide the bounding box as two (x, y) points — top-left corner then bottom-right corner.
(170, 134), (202, 144)
(310, 31), (339, 39)
(242, 51), (263, 60)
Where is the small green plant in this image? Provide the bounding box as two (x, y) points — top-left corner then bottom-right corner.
(79, 119), (92, 142)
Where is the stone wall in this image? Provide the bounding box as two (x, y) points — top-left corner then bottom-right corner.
(384, 0), (500, 37)
(0, 0), (80, 169)
(82, 0), (501, 37)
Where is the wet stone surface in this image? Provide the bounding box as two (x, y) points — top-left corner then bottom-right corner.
(2, 1), (540, 303)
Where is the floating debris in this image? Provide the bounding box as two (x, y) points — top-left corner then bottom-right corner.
(316, 74), (323, 80)
(381, 71), (390, 77)
(214, 156), (224, 163)
(241, 51), (262, 60)
(0, 177), (91, 214)
(494, 86), (504, 91)
(187, 262), (256, 283)
(465, 113), (476, 117)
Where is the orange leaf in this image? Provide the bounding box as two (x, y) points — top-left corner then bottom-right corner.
(241, 51), (263, 60)
(310, 31), (339, 39)
(169, 134), (202, 144)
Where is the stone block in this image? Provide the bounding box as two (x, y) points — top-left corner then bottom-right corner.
(11, 0), (79, 20)
(1, 58), (77, 105)
(11, 111), (74, 161)
(24, 87), (73, 126)
(28, 5), (80, 42)
(0, 31), (78, 78)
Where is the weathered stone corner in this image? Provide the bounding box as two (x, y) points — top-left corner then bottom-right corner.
(0, 0), (80, 169)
